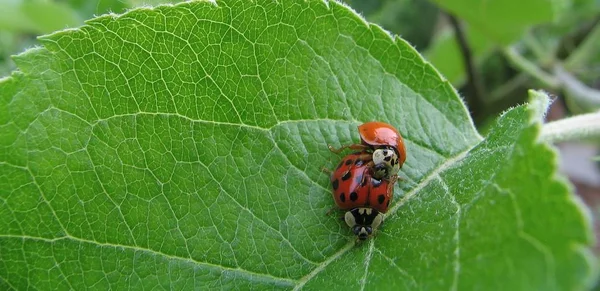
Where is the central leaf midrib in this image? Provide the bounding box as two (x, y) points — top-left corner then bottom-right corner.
(0, 234), (298, 286)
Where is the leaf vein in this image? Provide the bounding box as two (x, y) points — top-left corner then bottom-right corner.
(373, 247), (417, 286)
(386, 146), (472, 217)
(192, 157), (319, 266)
(293, 240), (355, 290)
(438, 177), (461, 291)
(0, 234), (296, 287)
(360, 239), (375, 291)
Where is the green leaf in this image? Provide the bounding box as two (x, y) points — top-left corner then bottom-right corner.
(0, 0), (595, 289)
(430, 0), (556, 45)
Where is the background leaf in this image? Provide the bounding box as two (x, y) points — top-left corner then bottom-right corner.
(424, 27), (492, 85)
(430, 0), (555, 45)
(0, 0), (595, 289)
(0, 0), (81, 34)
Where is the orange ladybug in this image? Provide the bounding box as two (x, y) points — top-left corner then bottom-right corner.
(358, 121), (406, 167)
(329, 121), (406, 181)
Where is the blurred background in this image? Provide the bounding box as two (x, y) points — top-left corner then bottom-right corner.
(1, 0), (599, 245)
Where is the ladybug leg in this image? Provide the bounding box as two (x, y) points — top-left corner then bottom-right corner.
(371, 228), (380, 239)
(325, 206), (339, 216)
(327, 144), (369, 154)
(357, 153), (373, 162)
(379, 173), (402, 184)
(360, 159), (375, 169)
(386, 175), (399, 194)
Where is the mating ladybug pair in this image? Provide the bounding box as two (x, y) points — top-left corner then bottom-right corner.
(327, 121), (406, 241)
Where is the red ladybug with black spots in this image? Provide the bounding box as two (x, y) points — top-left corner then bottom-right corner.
(329, 151), (397, 240)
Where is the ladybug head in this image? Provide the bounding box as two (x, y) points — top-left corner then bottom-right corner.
(352, 225), (372, 241)
(344, 208), (383, 241)
(371, 147), (400, 180)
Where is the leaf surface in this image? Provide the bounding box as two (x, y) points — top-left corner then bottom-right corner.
(0, 1), (594, 289)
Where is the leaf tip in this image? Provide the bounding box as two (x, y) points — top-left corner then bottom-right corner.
(527, 89), (551, 123)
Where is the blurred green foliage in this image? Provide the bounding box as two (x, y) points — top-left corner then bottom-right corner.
(344, 0), (438, 49)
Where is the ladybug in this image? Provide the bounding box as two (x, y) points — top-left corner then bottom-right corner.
(329, 151), (397, 240)
(329, 121), (406, 181)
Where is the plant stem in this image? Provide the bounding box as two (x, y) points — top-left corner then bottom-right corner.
(522, 31), (551, 65)
(541, 111), (600, 143)
(503, 46), (561, 89)
(553, 64), (600, 107)
(447, 13), (485, 116)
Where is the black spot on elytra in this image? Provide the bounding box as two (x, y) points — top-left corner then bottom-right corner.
(354, 159), (364, 166)
(342, 171), (352, 181)
(339, 193), (346, 202)
(350, 192), (358, 201)
(332, 179), (339, 190)
(378, 194), (385, 204)
(345, 159), (353, 166)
